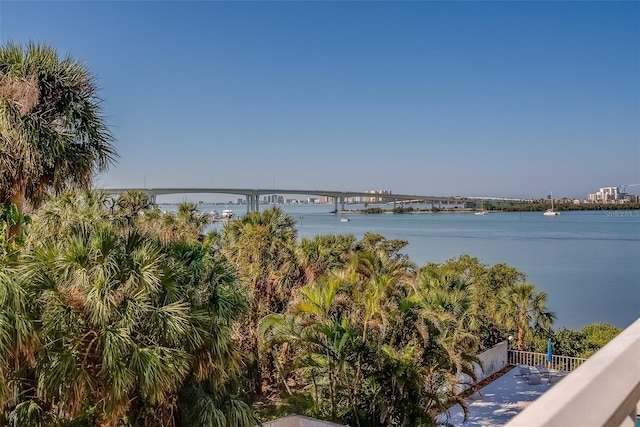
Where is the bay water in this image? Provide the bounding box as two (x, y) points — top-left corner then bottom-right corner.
(186, 204), (639, 330)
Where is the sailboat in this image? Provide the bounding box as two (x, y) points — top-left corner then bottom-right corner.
(543, 192), (560, 216)
(475, 200), (488, 215)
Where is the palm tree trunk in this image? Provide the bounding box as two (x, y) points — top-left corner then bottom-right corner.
(347, 386), (361, 427)
(328, 363), (337, 421)
(251, 313), (262, 397)
(7, 186), (26, 240)
(517, 325), (526, 351)
(353, 321), (368, 408)
(311, 370), (319, 412)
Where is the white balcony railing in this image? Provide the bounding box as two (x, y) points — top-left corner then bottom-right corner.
(509, 350), (587, 373)
(506, 317), (640, 427)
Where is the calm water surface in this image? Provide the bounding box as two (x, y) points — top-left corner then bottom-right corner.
(194, 204), (639, 330)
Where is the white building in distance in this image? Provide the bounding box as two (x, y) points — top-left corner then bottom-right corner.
(588, 186), (627, 202)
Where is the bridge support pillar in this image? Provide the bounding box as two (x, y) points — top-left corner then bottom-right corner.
(334, 198), (338, 214)
(246, 194), (260, 213)
(341, 197), (345, 211)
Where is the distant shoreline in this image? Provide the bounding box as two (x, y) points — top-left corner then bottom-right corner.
(338, 204), (640, 215)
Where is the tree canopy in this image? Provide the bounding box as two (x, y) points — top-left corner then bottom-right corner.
(0, 192), (257, 426)
(0, 42), (115, 215)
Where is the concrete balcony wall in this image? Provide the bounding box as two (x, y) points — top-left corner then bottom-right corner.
(457, 341), (509, 393)
(478, 340), (509, 380)
(505, 317), (640, 427)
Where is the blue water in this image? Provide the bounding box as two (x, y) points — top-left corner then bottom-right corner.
(192, 204), (640, 330)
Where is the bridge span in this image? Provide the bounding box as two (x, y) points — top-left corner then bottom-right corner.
(102, 187), (526, 213)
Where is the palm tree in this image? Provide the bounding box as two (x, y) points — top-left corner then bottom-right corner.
(0, 42), (115, 221)
(113, 190), (154, 227)
(416, 268), (480, 348)
(418, 256), (528, 350)
(406, 274), (480, 413)
(260, 275), (358, 422)
(295, 234), (355, 285)
(132, 202), (210, 245)
(355, 232), (410, 260)
(0, 265), (37, 426)
(347, 237), (415, 346)
(0, 201), (30, 258)
(24, 189), (113, 241)
(221, 207), (298, 397)
(495, 282), (556, 351)
(24, 227), (192, 425)
(173, 245), (258, 427)
(348, 233), (414, 283)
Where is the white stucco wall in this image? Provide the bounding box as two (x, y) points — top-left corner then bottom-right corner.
(457, 340), (509, 392)
(477, 340), (509, 380)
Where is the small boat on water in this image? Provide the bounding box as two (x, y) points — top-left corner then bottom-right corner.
(221, 209), (234, 219)
(543, 192), (560, 216)
(474, 200), (488, 215)
(340, 217), (350, 222)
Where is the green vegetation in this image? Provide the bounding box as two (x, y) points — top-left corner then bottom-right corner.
(0, 42), (116, 221)
(534, 323), (622, 359)
(2, 193), (577, 426)
(0, 202), (30, 258)
(495, 201), (640, 212)
(352, 201), (640, 215)
(0, 192), (257, 426)
(361, 207), (384, 214)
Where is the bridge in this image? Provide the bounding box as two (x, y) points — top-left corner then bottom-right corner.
(102, 187), (527, 213)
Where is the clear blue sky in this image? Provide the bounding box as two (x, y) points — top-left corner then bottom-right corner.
(2, 1), (639, 200)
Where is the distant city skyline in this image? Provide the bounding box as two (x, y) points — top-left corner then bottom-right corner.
(2, 1), (638, 202)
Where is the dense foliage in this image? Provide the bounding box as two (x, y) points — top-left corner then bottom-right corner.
(0, 190), (626, 425)
(0, 192), (256, 426)
(533, 323), (622, 359)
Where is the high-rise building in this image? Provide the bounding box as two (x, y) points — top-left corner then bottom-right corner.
(587, 187), (627, 202)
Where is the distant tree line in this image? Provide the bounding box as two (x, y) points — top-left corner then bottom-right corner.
(494, 201), (640, 212)
(533, 323), (622, 359)
(355, 202), (640, 214)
